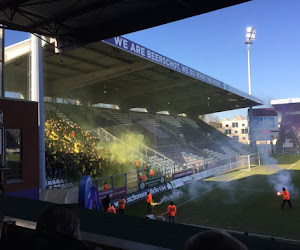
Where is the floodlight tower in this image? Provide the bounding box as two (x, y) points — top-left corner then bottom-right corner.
(245, 27), (256, 150)
(245, 27), (256, 95)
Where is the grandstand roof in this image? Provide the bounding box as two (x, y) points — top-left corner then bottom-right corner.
(271, 98), (300, 113)
(5, 36), (263, 116)
(0, 0), (249, 50)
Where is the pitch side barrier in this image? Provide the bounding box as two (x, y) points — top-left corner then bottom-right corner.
(79, 153), (248, 209)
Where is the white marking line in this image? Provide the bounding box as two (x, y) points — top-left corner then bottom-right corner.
(220, 187), (275, 193)
(287, 162), (297, 170)
(158, 186), (218, 217)
(157, 160), (298, 219)
(227, 166), (260, 182)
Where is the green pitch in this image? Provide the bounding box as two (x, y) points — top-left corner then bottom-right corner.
(126, 154), (300, 241)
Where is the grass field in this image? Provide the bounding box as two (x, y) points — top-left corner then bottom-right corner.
(126, 154), (300, 241)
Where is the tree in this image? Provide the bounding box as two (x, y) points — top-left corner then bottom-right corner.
(199, 114), (221, 130)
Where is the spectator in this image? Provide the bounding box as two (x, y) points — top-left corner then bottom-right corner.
(104, 182), (109, 191)
(141, 174), (147, 182)
(184, 230), (247, 250)
(32, 204), (94, 250)
(103, 195), (110, 212)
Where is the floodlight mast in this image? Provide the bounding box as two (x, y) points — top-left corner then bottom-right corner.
(244, 27), (256, 95)
(244, 27), (256, 151)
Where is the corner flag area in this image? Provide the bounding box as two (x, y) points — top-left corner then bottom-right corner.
(126, 154), (300, 242)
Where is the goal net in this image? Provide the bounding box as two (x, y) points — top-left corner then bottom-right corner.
(236, 153), (260, 171)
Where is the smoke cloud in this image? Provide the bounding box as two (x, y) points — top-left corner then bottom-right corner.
(259, 150), (299, 197)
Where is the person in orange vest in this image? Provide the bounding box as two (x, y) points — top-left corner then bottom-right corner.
(135, 159), (140, 168)
(107, 203), (116, 213)
(141, 173), (147, 182)
(146, 191), (153, 214)
(118, 197), (126, 215)
(150, 169), (154, 177)
(279, 187), (292, 210)
(167, 201), (177, 223)
(104, 182), (109, 191)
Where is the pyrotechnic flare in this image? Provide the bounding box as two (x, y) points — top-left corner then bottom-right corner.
(151, 196), (166, 206)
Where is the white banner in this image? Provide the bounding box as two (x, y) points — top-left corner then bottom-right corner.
(170, 178), (184, 188)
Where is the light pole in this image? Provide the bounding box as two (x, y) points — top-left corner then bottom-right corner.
(244, 27), (256, 95)
(245, 27), (256, 150)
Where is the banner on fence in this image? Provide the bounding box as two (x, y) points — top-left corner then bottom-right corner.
(181, 175), (193, 184)
(172, 169), (194, 180)
(113, 182), (173, 208)
(170, 178), (184, 189)
(98, 186), (127, 200)
(192, 163), (232, 181)
(139, 176), (165, 190)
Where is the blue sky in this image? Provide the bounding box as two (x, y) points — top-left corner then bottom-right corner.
(4, 0), (300, 119)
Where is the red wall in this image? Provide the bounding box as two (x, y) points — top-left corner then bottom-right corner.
(0, 98), (39, 194)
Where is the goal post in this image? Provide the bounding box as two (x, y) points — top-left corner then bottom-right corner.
(236, 152), (260, 171)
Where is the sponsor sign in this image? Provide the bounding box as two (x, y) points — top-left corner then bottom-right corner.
(192, 164), (233, 181)
(170, 178), (184, 189)
(112, 182), (173, 208)
(98, 186), (127, 200)
(181, 175), (192, 184)
(139, 176), (165, 190)
(172, 169), (194, 180)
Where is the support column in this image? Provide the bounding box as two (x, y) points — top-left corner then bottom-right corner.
(31, 34), (46, 190)
(248, 107), (256, 151)
(0, 25), (4, 97)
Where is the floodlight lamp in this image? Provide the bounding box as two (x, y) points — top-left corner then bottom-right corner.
(246, 27), (252, 33)
(245, 27), (256, 44)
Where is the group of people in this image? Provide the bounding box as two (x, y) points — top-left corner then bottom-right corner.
(101, 195), (126, 214)
(146, 191), (177, 223)
(44, 110), (145, 185)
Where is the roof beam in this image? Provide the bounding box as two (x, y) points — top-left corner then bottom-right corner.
(50, 60), (153, 95)
(120, 78), (199, 100)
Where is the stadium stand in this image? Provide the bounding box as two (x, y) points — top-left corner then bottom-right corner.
(42, 101), (255, 190)
(276, 113), (300, 153)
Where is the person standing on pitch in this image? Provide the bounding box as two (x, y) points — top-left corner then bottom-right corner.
(103, 194), (110, 212)
(146, 191), (153, 214)
(107, 203), (116, 213)
(167, 201), (177, 223)
(118, 197), (126, 214)
(278, 187), (292, 210)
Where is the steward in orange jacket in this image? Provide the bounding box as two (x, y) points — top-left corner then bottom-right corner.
(107, 204), (116, 213)
(150, 169), (155, 177)
(118, 197), (126, 214)
(279, 187), (292, 210)
(146, 191), (152, 213)
(167, 201), (177, 223)
(104, 182), (109, 191)
(141, 174), (147, 182)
